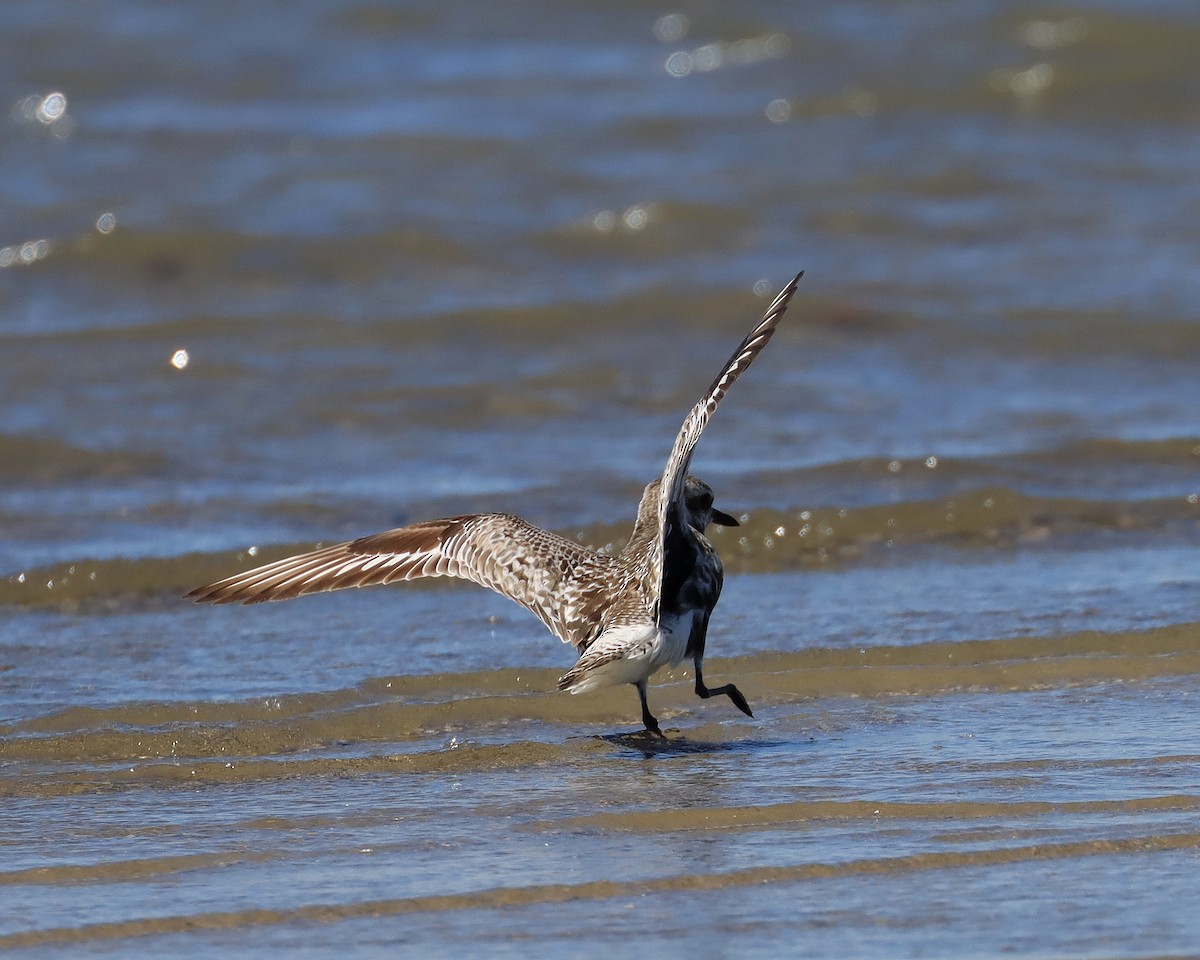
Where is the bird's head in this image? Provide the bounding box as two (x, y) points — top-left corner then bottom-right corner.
(681, 475), (739, 532)
(632, 475), (740, 545)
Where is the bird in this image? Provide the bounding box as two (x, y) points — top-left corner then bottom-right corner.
(187, 271), (803, 735)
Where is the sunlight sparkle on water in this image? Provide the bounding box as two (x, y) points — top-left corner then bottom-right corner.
(665, 33), (789, 77)
(0, 239), (51, 269)
(14, 91), (67, 124)
(36, 92), (67, 124)
(1022, 17), (1087, 49)
(989, 63), (1054, 100)
(622, 205), (649, 230)
(765, 98), (791, 123)
(587, 206), (653, 233)
(592, 210), (617, 232)
(652, 13), (689, 44)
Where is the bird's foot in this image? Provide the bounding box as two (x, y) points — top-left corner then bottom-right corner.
(696, 680), (754, 718)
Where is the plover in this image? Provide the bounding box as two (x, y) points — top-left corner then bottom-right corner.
(187, 272), (803, 735)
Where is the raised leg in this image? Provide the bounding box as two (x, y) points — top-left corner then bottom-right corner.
(693, 657), (753, 718)
(636, 681), (665, 737)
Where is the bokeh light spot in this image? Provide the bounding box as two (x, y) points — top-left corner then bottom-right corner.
(664, 51), (692, 77)
(622, 206), (648, 230)
(1022, 17), (1087, 49)
(653, 13), (689, 43)
(765, 98), (791, 123)
(37, 91), (67, 124)
(592, 210), (616, 232)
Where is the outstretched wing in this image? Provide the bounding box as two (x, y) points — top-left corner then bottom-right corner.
(652, 272), (803, 596)
(186, 514), (603, 645)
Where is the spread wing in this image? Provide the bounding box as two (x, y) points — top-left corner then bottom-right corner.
(186, 514), (604, 645)
(651, 271), (803, 597)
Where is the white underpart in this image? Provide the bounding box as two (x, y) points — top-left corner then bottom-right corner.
(563, 614), (693, 693)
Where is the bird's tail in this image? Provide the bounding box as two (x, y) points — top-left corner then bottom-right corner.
(558, 624), (662, 693)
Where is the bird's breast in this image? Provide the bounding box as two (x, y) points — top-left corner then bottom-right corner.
(654, 612), (694, 669)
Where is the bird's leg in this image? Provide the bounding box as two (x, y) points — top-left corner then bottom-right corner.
(636, 681), (665, 737)
(693, 657), (754, 718)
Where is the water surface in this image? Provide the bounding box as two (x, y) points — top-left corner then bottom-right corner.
(2, 1), (1199, 956)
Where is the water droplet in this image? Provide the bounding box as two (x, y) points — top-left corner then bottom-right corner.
(765, 98), (791, 123)
(169, 348), (189, 370)
(622, 205), (649, 231)
(0, 242), (45, 268)
(653, 13), (689, 43)
(990, 63), (1054, 99)
(664, 51), (692, 77)
(592, 210), (616, 232)
(36, 91), (67, 124)
(96, 212), (116, 234)
(1013, 63), (1053, 96)
(764, 33), (790, 58)
(691, 43), (724, 72)
(1022, 17), (1087, 49)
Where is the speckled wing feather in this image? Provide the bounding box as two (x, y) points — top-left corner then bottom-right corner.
(651, 272), (803, 607)
(186, 514), (603, 645)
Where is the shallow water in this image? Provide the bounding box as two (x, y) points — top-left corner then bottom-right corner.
(2, 1), (1200, 956)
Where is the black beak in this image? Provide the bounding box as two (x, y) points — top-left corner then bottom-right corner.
(711, 507), (739, 527)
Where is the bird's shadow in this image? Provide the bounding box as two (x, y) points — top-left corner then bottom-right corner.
(592, 729), (771, 758)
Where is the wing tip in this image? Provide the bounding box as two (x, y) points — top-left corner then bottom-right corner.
(183, 584), (220, 604)
(183, 585), (255, 605)
(772, 269), (804, 310)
